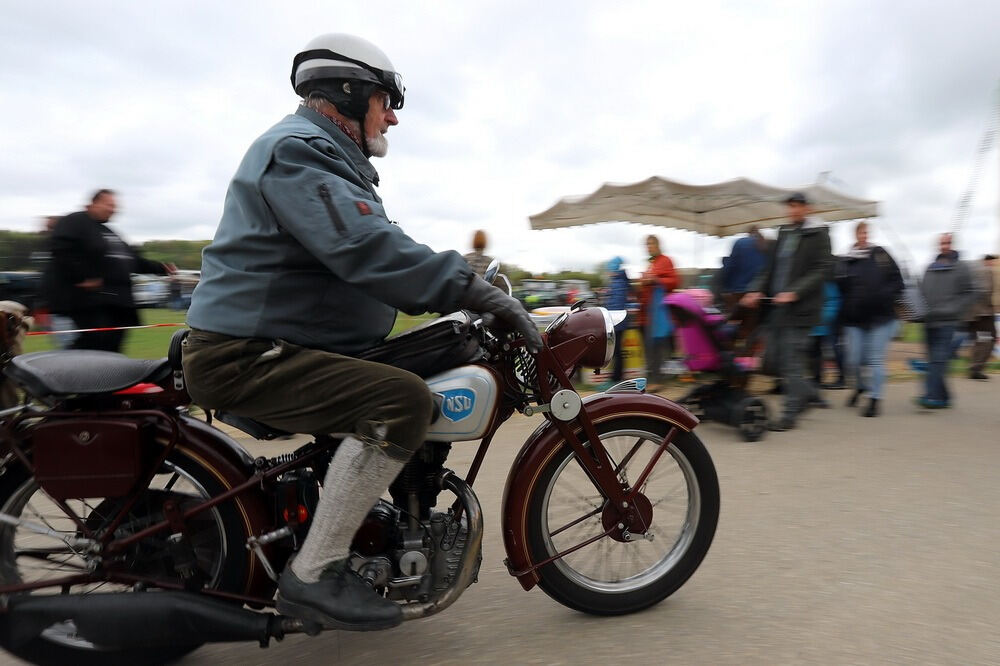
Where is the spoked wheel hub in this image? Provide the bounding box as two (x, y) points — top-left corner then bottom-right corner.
(601, 493), (654, 543)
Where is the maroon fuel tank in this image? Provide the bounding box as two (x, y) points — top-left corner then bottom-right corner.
(500, 391), (698, 590)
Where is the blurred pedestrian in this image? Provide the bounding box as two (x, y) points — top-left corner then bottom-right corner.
(720, 226), (768, 305)
(720, 226), (770, 351)
(463, 230), (494, 278)
(637, 235), (678, 391)
(741, 192), (833, 431)
(43, 189), (175, 353)
(807, 281), (840, 408)
(836, 221), (903, 417)
(916, 233), (975, 408)
(967, 253), (997, 380)
(600, 256), (633, 389)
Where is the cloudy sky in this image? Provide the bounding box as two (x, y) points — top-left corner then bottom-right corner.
(2, 0), (999, 277)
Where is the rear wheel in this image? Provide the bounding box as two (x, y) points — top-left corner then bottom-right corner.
(525, 418), (719, 615)
(0, 447), (254, 666)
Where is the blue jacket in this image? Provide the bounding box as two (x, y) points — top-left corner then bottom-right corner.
(722, 235), (767, 293)
(811, 282), (841, 337)
(187, 106), (473, 353)
(605, 269), (631, 331)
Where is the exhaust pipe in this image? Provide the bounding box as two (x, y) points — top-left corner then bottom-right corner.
(400, 471), (483, 621)
(2, 591), (299, 650)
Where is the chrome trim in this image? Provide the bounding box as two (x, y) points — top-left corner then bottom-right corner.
(605, 377), (647, 394)
(400, 471), (482, 621)
(599, 307), (616, 367)
(608, 309), (627, 326)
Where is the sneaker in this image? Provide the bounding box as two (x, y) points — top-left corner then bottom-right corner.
(914, 397), (949, 409)
(862, 398), (879, 417)
(846, 389), (864, 408)
(276, 566), (402, 631)
(907, 359), (928, 374)
(808, 396), (831, 409)
(969, 371), (989, 380)
(820, 381), (846, 390)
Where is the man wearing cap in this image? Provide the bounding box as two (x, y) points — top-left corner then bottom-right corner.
(740, 193), (833, 431)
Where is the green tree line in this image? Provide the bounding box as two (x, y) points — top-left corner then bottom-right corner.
(2, 230), (606, 286)
(0, 232), (208, 271)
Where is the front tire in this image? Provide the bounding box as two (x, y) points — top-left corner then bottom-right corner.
(525, 418), (719, 615)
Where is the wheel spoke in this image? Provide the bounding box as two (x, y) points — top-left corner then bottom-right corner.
(550, 505), (604, 538)
(539, 426), (707, 595)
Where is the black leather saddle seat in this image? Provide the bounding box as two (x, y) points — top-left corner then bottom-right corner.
(5, 351), (171, 398)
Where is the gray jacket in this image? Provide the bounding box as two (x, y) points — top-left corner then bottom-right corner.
(187, 107), (473, 353)
(920, 252), (975, 327)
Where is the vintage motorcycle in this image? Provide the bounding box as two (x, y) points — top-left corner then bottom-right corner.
(0, 266), (719, 665)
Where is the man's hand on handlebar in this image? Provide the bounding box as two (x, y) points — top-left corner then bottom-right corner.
(460, 277), (543, 353)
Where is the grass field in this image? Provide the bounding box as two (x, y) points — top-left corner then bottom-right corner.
(23, 309), (435, 359)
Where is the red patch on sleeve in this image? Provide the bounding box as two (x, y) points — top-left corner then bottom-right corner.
(355, 201), (372, 215)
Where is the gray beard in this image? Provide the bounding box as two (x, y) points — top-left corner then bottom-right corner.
(366, 132), (388, 157)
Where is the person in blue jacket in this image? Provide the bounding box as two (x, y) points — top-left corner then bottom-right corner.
(806, 281), (841, 408)
(600, 256), (633, 388)
(183, 34), (541, 631)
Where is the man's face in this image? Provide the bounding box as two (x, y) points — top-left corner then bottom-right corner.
(364, 89), (398, 158)
(646, 238), (660, 257)
(856, 224), (869, 246)
(939, 234), (953, 255)
(786, 202), (808, 222)
(88, 193), (117, 222)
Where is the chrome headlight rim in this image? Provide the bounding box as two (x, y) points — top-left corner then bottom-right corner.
(599, 307), (615, 367)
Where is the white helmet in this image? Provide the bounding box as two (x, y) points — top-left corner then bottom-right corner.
(291, 33), (405, 119)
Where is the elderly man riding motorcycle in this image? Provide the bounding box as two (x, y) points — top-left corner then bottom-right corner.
(182, 33), (541, 631)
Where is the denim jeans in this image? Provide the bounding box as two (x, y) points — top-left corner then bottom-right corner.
(924, 324), (956, 403)
(844, 320), (898, 399)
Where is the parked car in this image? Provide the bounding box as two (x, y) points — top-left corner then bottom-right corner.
(514, 279), (561, 309)
(558, 279), (596, 306)
(132, 275), (169, 308)
(0, 272), (42, 311)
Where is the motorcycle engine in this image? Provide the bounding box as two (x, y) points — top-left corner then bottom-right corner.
(347, 442), (482, 603)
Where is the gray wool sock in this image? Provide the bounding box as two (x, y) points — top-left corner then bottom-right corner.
(291, 435), (408, 583)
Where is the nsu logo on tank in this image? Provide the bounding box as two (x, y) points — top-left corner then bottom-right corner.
(437, 388), (476, 422)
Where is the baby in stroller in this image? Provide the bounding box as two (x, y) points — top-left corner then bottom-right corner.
(664, 291), (769, 441)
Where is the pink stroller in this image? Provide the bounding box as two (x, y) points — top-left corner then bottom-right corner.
(665, 291), (769, 441)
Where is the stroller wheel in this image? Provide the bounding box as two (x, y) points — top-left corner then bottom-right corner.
(736, 396), (768, 442)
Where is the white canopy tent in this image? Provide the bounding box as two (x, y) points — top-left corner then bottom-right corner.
(528, 177), (879, 237)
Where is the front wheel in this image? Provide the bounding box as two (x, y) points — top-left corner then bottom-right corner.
(525, 417), (719, 615)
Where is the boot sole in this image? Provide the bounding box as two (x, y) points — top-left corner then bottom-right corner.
(276, 594), (402, 632)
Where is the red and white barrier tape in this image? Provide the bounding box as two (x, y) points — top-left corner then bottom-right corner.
(26, 323), (186, 336)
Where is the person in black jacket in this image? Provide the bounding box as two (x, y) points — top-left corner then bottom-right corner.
(836, 221), (903, 417)
(43, 189), (174, 352)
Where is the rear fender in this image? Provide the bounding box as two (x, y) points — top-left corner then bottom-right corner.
(500, 392), (698, 590)
(156, 415), (275, 601)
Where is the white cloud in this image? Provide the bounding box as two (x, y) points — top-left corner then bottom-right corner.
(1, 0), (998, 276)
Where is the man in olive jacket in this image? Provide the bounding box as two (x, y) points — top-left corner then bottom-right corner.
(741, 193), (833, 430)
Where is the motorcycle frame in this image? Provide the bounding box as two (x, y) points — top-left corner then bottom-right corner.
(0, 327), (699, 604)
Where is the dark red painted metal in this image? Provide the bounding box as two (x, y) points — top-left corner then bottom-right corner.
(500, 391), (698, 590)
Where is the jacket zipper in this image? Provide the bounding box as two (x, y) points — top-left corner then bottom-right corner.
(318, 183), (347, 235)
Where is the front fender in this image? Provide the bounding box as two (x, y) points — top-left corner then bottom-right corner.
(500, 392), (698, 590)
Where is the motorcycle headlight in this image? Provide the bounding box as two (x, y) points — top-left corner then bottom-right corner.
(547, 306), (618, 369)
